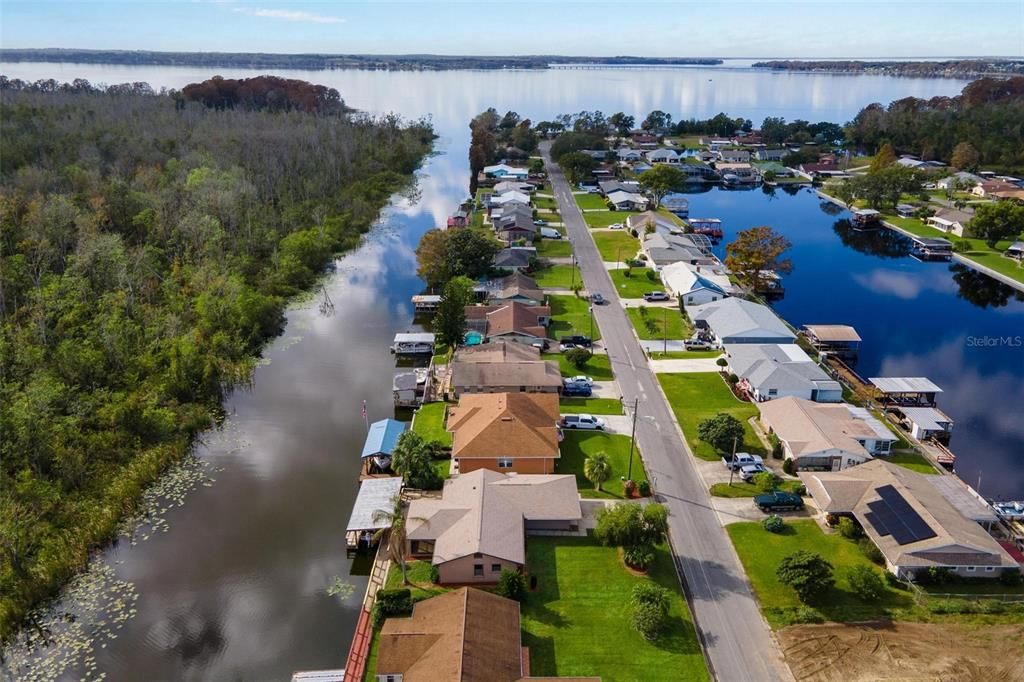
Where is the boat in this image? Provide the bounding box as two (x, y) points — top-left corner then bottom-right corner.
(851, 208), (881, 229)
(993, 500), (1024, 520)
(909, 236), (953, 261)
(390, 332), (435, 355)
(687, 218), (723, 238)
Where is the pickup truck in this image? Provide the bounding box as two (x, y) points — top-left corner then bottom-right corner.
(722, 453), (764, 471)
(559, 335), (592, 348)
(754, 491), (804, 512)
(643, 291), (670, 302)
(559, 414), (605, 430)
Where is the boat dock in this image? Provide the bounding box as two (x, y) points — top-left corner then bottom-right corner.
(687, 217), (723, 238)
(802, 324), (861, 359)
(390, 332), (435, 355)
(909, 236), (953, 261)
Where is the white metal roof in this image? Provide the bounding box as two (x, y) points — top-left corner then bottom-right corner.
(869, 377), (943, 394)
(900, 407), (952, 431)
(845, 406), (899, 442)
(345, 477), (403, 532)
(927, 475), (998, 523)
(393, 332), (436, 344)
(803, 324), (861, 342)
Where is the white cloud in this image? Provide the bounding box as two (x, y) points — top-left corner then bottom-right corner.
(232, 7), (345, 24)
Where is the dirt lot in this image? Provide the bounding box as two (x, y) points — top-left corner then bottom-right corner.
(779, 621), (1024, 682)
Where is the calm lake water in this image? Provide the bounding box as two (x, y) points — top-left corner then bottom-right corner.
(2, 61), (1019, 681)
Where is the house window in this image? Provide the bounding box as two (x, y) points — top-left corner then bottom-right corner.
(966, 566), (976, 572)
(877, 440), (892, 454)
(985, 566), (995, 572)
(473, 553), (483, 559)
(519, 386), (526, 392)
(473, 564), (484, 577)
(410, 540), (434, 555)
(491, 563), (502, 572)
(497, 458), (514, 469)
(767, 389), (778, 397)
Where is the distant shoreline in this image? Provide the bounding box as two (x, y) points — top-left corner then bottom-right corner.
(752, 59), (1024, 79)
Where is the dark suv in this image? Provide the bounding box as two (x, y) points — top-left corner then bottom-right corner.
(559, 335), (592, 348)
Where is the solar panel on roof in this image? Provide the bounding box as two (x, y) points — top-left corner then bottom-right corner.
(864, 485), (937, 546)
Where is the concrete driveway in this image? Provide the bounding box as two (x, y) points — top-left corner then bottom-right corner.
(648, 358), (721, 373)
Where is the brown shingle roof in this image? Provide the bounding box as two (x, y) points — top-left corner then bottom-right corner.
(455, 340), (540, 363)
(376, 587), (523, 682)
(492, 272), (545, 304)
(447, 392), (560, 460)
(452, 360), (562, 391)
(465, 302), (549, 339)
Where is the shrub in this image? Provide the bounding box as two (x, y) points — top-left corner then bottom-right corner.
(623, 479), (637, 497)
(847, 565), (885, 602)
(858, 538), (884, 564)
(631, 583), (670, 640)
(837, 517), (863, 540)
(372, 588), (413, 629)
(638, 480), (651, 497)
(777, 550), (835, 604)
(753, 471), (776, 493)
(727, 373), (739, 384)
(791, 606), (824, 624)
(716, 358), (729, 368)
(496, 569), (527, 602)
(924, 566), (954, 586)
(771, 439), (784, 460)
(623, 267), (632, 278)
(793, 484), (806, 496)
(884, 571), (905, 589)
(782, 458), (795, 475)
(979, 599), (1007, 614)
(697, 413), (745, 454)
(645, 270), (658, 282)
(595, 502), (669, 550)
(999, 569), (1023, 587)
(762, 515), (785, 533)
(565, 346), (592, 369)
(624, 544), (656, 570)
(429, 564), (440, 584)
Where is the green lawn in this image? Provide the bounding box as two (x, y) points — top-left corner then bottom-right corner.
(657, 372), (765, 461)
(536, 211), (561, 223)
(608, 268), (665, 298)
(559, 397), (623, 415)
(412, 402), (452, 447)
(547, 295), (600, 341)
(574, 192), (609, 210)
(709, 478), (802, 498)
(521, 536), (709, 682)
(648, 350), (723, 360)
(543, 352), (614, 381)
(384, 558), (448, 601)
(585, 210), (632, 228)
(534, 196), (559, 211)
(532, 264), (581, 289)
(592, 230), (640, 262)
(557, 431), (646, 498)
(727, 520), (916, 627)
(432, 457), (452, 480)
(536, 238), (573, 258)
(885, 452), (938, 475)
(626, 306), (690, 340)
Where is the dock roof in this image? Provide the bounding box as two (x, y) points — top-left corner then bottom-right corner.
(345, 477), (403, 532)
(900, 407), (953, 431)
(361, 418), (408, 458)
(393, 332), (435, 344)
(870, 377), (943, 394)
(803, 324), (861, 342)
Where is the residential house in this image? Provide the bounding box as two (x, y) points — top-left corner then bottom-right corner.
(631, 132), (659, 147)
(451, 360), (562, 396)
(493, 180), (534, 194)
(492, 247), (536, 272)
(482, 163), (529, 180)
(494, 213), (537, 243)
(724, 344), (843, 402)
(896, 203), (918, 218)
(492, 201), (533, 222)
(660, 261), (730, 306)
(490, 190), (532, 207)
(627, 211), (680, 235)
(719, 149), (751, 163)
(445, 392), (562, 474)
(759, 396), (897, 470)
(937, 171), (983, 190)
(707, 138), (733, 151)
(606, 190), (648, 211)
(375, 586), (602, 681)
(465, 301), (550, 345)
(446, 208), (470, 229)
(927, 208), (973, 237)
(689, 297), (796, 344)
(646, 148), (680, 164)
(483, 272), (545, 306)
(641, 231), (715, 268)
(757, 148), (788, 162)
(616, 147), (644, 162)
(800, 460), (1019, 580)
(697, 150), (717, 164)
(798, 162), (843, 178)
(454, 340), (540, 363)
(598, 179), (641, 196)
(973, 180), (1018, 197)
(631, 160), (654, 173)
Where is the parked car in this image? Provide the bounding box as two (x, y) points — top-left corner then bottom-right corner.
(533, 219), (548, 226)
(590, 293), (606, 305)
(559, 335), (592, 348)
(586, 186), (601, 194)
(755, 491), (804, 512)
(643, 291), (670, 302)
(560, 414), (605, 430)
(564, 375), (594, 387)
(609, 222), (624, 230)
(684, 339), (714, 350)
(561, 383), (593, 397)
(540, 227), (562, 239)
(739, 464), (768, 482)
(559, 342), (577, 352)
(530, 340), (550, 351)
(722, 453), (765, 471)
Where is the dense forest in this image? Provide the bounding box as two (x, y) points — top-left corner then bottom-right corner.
(0, 77), (433, 639)
(846, 77), (1024, 168)
(753, 60), (1024, 78)
(0, 48), (721, 71)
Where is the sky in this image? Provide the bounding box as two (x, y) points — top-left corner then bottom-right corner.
(1, 0), (1022, 59)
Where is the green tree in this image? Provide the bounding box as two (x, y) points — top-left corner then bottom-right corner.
(724, 225), (794, 293)
(558, 151), (597, 186)
(372, 495), (423, 585)
(639, 165), (686, 208)
(433, 275), (475, 349)
(631, 582), (670, 640)
(595, 502), (669, 552)
(528, 157), (544, 174)
(752, 471), (776, 493)
(697, 412), (746, 454)
(444, 229), (499, 281)
(496, 569), (527, 601)
(777, 550), (835, 603)
(641, 110), (672, 132)
(564, 346), (592, 369)
(969, 201), (1024, 246)
(847, 565), (885, 601)
(609, 112), (635, 137)
(390, 431), (443, 490)
(415, 229), (451, 288)
(583, 452), (612, 491)
(870, 142), (897, 172)
(550, 131), (603, 161)
(950, 141), (981, 171)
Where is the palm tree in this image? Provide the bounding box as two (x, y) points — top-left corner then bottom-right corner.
(372, 494), (426, 586)
(584, 452), (612, 492)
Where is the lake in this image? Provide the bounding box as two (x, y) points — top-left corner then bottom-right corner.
(2, 61), (1018, 681)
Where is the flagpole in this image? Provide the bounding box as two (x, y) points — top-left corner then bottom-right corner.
(362, 400), (369, 432)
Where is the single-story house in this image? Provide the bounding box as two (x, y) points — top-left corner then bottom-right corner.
(716, 162), (759, 183)
(991, 189), (1024, 201)
(494, 213), (537, 243)
(483, 272), (545, 306)
(660, 261), (730, 306)
(490, 190), (532, 207)
(896, 156), (946, 171)
(361, 418), (408, 472)
(724, 344), (842, 403)
(483, 163), (529, 180)
(641, 231), (715, 268)
(719, 149), (751, 163)
(689, 297), (796, 344)
(626, 211), (681, 235)
(454, 340), (540, 364)
(492, 247), (536, 272)
(646, 148), (680, 164)
(937, 171), (983, 190)
(973, 180), (1019, 197)
(798, 162), (841, 177)
(617, 148), (644, 162)
(759, 396), (897, 470)
(451, 359), (562, 396)
(800, 460), (1020, 580)
(446, 392), (562, 474)
(598, 179), (641, 196)
(406, 470), (581, 584)
(757, 148), (788, 162)
(697, 150), (717, 164)
(491, 201), (533, 222)
(493, 180), (534, 194)
(632, 132), (659, 145)
(465, 301), (550, 344)
(606, 190), (648, 211)
(927, 207), (973, 237)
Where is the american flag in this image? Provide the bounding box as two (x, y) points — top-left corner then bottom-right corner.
(361, 400), (367, 419)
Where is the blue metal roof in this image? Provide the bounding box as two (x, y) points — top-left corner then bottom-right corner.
(361, 419), (408, 459)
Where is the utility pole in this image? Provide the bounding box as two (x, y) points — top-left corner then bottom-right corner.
(663, 306), (668, 355)
(627, 397), (639, 481)
(570, 253), (577, 290)
(728, 436), (738, 486)
(589, 305), (594, 341)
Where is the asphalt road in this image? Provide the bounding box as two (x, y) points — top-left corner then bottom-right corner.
(542, 144), (791, 682)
